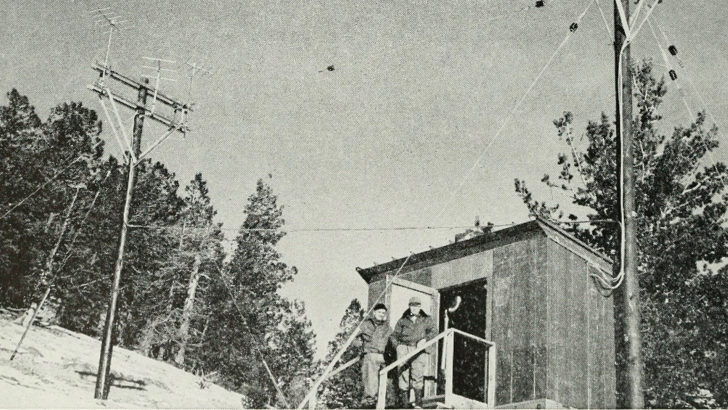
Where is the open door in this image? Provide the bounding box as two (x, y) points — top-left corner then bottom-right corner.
(439, 279), (489, 403)
(387, 276), (440, 398)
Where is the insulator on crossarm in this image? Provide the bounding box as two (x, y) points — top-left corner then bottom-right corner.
(668, 45), (678, 56)
(569, 22), (578, 32)
(669, 70), (678, 81)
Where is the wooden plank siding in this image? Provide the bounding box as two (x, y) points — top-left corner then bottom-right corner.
(533, 235), (549, 403)
(359, 219), (616, 409)
(546, 239), (615, 409)
(491, 236), (546, 405)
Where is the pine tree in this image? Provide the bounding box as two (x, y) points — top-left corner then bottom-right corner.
(0, 90), (105, 309)
(199, 177), (316, 407)
(514, 60), (728, 408)
(320, 299), (365, 409)
(267, 298), (318, 407)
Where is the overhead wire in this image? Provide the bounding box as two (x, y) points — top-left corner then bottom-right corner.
(211, 261), (291, 409)
(297, 1), (600, 407)
(56, 170), (113, 273)
(0, 140), (104, 221)
(645, 18), (728, 192)
(594, 0), (612, 38)
(434, 0), (596, 222)
(649, 14), (728, 186)
(126, 223), (511, 233)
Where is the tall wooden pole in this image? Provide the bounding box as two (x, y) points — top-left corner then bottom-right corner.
(94, 80), (147, 400)
(614, 1), (644, 408)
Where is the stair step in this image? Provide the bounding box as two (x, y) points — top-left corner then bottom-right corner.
(422, 395), (451, 409)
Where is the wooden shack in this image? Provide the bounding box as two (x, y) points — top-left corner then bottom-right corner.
(356, 217), (616, 409)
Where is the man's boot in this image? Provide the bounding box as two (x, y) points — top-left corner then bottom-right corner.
(413, 389), (423, 409)
(399, 390), (411, 409)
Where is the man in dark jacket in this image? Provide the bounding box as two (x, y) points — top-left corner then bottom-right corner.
(390, 296), (437, 408)
(353, 303), (392, 407)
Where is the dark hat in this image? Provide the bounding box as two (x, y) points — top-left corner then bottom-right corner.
(373, 303), (388, 312)
(408, 296), (422, 306)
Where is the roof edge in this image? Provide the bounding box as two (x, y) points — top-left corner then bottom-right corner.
(356, 217), (614, 283)
(356, 219), (543, 283)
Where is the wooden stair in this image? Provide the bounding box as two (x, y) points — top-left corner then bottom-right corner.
(420, 394), (490, 409)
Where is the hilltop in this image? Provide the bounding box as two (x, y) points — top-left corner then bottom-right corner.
(0, 314), (244, 408)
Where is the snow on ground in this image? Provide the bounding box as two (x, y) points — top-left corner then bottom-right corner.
(0, 315), (244, 408)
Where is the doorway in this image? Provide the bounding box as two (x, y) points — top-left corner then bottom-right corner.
(438, 279), (488, 402)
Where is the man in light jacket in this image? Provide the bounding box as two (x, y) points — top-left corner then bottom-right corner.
(390, 297), (436, 408)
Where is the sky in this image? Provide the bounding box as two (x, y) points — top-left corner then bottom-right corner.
(2, 0), (728, 358)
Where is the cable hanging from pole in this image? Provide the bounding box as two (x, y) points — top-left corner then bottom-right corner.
(434, 0), (597, 222)
(647, 20), (727, 194)
(592, 0), (661, 291)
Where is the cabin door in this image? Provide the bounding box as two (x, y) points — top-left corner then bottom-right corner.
(388, 276), (440, 398)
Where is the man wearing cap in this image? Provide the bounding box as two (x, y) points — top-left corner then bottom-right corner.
(353, 303), (392, 408)
(390, 296), (436, 408)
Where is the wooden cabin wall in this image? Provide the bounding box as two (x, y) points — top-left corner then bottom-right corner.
(546, 239), (616, 409)
(491, 235), (548, 406)
(367, 278), (390, 313)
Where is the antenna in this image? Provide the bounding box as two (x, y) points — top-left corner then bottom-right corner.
(90, 6), (133, 75)
(184, 58), (214, 100)
(141, 57), (178, 115)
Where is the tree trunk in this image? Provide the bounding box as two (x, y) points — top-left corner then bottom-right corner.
(175, 254), (202, 367)
(40, 188), (80, 287)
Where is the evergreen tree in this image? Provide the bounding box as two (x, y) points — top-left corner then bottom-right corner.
(320, 299), (365, 409)
(267, 298), (318, 407)
(514, 61), (728, 408)
(0, 90), (105, 308)
(200, 178), (316, 407)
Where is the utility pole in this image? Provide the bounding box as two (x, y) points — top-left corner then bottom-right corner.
(614, 0), (644, 408)
(89, 63), (190, 400)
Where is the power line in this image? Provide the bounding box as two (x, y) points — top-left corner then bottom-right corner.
(645, 17), (728, 193)
(127, 223), (509, 233)
(211, 262), (291, 409)
(0, 140), (104, 221)
(434, 0), (597, 222)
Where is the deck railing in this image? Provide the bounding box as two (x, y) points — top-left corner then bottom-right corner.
(376, 328), (496, 409)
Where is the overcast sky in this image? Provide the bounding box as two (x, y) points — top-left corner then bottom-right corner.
(2, 0), (727, 358)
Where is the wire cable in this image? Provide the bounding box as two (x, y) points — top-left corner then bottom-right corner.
(594, 0), (612, 38)
(298, 2), (600, 407)
(212, 262), (291, 409)
(126, 223), (513, 233)
(56, 171), (113, 272)
(646, 18), (728, 192)
(435, 0), (596, 222)
(0, 140), (104, 221)
(600, 0), (662, 291)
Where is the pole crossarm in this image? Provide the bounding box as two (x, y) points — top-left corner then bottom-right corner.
(92, 63), (191, 113)
(88, 84), (189, 134)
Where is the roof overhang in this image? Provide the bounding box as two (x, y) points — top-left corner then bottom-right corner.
(355, 217), (612, 284)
